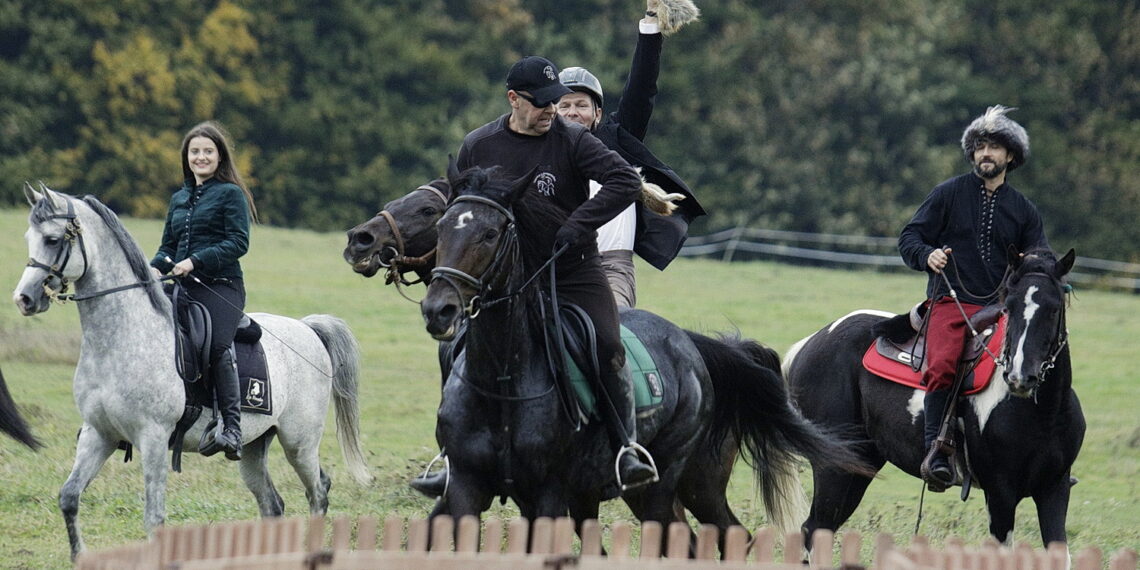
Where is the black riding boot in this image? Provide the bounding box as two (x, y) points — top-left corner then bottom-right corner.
(600, 367), (658, 492)
(201, 346), (243, 461)
(921, 388), (953, 491)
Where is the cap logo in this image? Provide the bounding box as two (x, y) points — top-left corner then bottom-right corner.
(543, 65), (556, 81)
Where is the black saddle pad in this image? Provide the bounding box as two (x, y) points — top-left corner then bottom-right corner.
(235, 341), (272, 415)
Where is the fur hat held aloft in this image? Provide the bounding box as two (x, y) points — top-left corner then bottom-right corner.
(960, 105), (1030, 170)
(647, 0), (700, 35)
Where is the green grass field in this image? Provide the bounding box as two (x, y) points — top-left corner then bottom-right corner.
(0, 208), (1136, 568)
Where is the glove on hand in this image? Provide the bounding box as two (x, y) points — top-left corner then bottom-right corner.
(553, 225), (583, 253)
(646, 0), (701, 35)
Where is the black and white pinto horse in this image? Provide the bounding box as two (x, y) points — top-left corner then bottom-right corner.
(0, 365), (41, 450)
(12, 186), (372, 560)
(417, 164), (872, 544)
(784, 248), (1084, 550)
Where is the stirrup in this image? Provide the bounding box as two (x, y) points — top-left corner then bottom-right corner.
(615, 442), (660, 491)
(920, 448), (954, 492)
(414, 452), (450, 498)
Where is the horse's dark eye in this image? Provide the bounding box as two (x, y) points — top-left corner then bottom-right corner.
(420, 207), (438, 217)
(482, 229), (499, 242)
(44, 236), (61, 247)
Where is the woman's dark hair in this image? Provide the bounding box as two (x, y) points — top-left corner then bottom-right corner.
(180, 120), (259, 222)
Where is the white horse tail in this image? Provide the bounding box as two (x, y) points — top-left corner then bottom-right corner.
(302, 314), (373, 485)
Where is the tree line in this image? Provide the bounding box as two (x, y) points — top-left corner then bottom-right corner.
(1, 0), (1136, 260)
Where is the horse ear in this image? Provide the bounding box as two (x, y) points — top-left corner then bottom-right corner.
(23, 182), (41, 206)
(446, 155), (461, 186)
(509, 165), (538, 202)
(1056, 248), (1076, 277)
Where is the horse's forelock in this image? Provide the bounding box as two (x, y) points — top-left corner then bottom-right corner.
(28, 191), (63, 225)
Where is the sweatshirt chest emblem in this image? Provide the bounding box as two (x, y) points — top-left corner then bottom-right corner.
(535, 172), (556, 196)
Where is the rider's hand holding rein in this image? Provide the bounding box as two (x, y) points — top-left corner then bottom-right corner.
(171, 258), (195, 277)
(927, 247), (952, 274)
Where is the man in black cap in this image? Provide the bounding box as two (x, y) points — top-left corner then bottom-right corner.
(451, 55), (659, 492)
(899, 105), (1050, 492)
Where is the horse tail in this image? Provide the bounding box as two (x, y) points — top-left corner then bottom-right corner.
(0, 366), (41, 450)
(302, 315), (373, 485)
(688, 331), (873, 533)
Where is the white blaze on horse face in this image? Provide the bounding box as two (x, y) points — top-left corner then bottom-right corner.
(454, 210), (474, 229)
(1009, 285), (1040, 378)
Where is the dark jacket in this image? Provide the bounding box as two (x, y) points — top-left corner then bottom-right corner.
(592, 31), (706, 270)
(899, 172), (1048, 305)
(151, 178), (251, 280)
(457, 114), (641, 264)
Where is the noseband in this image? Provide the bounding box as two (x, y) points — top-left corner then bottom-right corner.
(377, 184), (449, 287)
(429, 194), (518, 318)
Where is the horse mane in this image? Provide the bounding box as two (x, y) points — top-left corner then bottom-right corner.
(80, 195), (167, 312)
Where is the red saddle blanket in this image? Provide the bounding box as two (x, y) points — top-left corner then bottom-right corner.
(861, 316), (1006, 395)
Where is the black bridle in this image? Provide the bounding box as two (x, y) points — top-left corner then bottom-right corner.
(1001, 271), (1070, 386)
(429, 194), (521, 318)
(26, 197), (150, 303)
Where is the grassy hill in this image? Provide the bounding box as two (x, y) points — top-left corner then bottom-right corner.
(0, 207), (1136, 567)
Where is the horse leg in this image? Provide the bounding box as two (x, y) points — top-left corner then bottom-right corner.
(1033, 474), (1073, 547)
(239, 429), (285, 517)
(60, 424), (117, 561)
(137, 424), (174, 537)
(279, 436), (330, 516)
(803, 459), (883, 553)
(983, 487), (1020, 545)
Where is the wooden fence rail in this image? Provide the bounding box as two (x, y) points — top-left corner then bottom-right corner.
(75, 515), (1138, 570)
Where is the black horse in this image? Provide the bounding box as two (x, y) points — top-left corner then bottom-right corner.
(784, 248), (1084, 549)
(0, 366), (41, 450)
(418, 164), (871, 544)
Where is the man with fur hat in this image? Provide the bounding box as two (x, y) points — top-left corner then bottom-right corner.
(899, 105), (1050, 492)
(556, 0), (705, 308)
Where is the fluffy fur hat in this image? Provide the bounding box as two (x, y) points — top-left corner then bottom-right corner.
(960, 105), (1030, 170)
(647, 0), (701, 35)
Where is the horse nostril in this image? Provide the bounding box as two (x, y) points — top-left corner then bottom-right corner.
(349, 231), (374, 248)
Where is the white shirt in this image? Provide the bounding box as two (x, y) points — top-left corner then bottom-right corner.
(589, 179), (636, 252)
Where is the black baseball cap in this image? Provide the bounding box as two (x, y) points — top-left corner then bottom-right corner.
(505, 56), (573, 108)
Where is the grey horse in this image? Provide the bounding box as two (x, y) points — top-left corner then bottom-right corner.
(12, 185), (371, 560)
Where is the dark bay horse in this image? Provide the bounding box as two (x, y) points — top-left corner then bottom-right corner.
(343, 178), (749, 528)
(343, 179), (450, 286)
(0, 365), (41, 450)
(783, 248), (1084, 550)
(417, 164), (871, 542)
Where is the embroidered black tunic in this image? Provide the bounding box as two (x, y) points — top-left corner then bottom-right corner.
(899, 172), (1049, 305)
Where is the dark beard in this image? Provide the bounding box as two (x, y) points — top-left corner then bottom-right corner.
(974, 160), (1008, 179)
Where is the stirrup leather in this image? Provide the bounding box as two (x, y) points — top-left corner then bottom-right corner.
(614, 442), (660, 491)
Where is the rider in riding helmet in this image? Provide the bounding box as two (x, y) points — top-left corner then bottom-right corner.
(411, 2), (702, 499)
(555, 4), (705, 309)
(151, 120), (258, 462)
(898, 105), (1050, 492)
